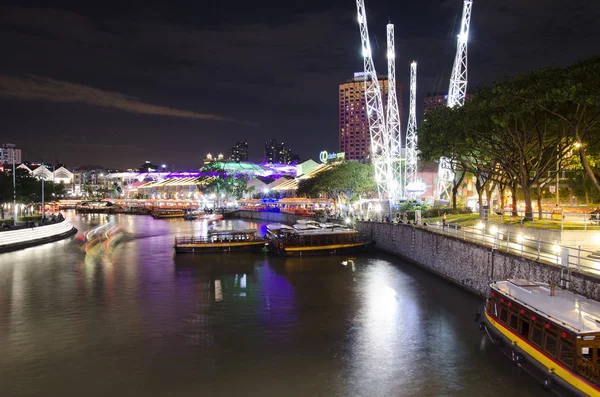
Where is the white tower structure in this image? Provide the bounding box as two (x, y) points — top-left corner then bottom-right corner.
(355, 0), (393, 202)
(437, 0), (473, 199)
(447, 0), (473, 108)
(404, 61), (418, 198)
(386, 23), (403, 201)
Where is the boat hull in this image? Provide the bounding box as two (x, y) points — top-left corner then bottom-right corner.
(152, 214), (185, 219)
(269, 241), (370, 256)
(175, 241), (266, 254)
(478, 309), (593, 397)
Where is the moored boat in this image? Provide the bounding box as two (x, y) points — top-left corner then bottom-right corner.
(174, 228), (266, 253)
(268, 227), (370, 256)
(151, 209), (185, 219)
(476, 279), (600, 396)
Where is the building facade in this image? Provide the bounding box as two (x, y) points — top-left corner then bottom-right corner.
(423, 92), (448, 120)
(230, 141), (249, 162)
(0, 143), (22, 165)
(264, 139), (294, 164)
(339, 73), (400, 161)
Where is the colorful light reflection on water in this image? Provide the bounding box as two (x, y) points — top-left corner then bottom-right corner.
(0, 212), (548, 397)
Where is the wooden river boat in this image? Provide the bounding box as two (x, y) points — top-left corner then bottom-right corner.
(268, 226), (370, 256)
(174, 229), (266, 253)
(476, 279), (600, 396)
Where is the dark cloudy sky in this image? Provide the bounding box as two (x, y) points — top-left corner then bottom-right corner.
(1, 0), (599, 169)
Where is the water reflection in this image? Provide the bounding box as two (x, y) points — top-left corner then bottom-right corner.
(0, 213), (548, 396)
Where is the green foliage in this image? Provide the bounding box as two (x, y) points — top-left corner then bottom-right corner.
(418, 55), (600, 218)
(296, 161), (376, 202)
(202, 172), (250, 200)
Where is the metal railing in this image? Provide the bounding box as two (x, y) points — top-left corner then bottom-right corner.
(478, 208), (600, 230)
(426, 222), (600, 277)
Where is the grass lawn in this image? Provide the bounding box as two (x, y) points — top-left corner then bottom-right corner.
(425, 213), (600, 230)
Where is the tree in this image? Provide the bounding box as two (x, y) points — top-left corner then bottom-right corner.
(418, 106), (469, 208)
(0, 170), (13, 219)
(468, 77), (572, 220)
(297, 161), (376, 213)
(531, 56), (600, 191)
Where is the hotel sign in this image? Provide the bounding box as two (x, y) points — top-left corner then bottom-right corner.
(319, 151), (345, 164)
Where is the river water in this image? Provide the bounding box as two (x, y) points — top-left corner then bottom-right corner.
(0, 213), (547, 396)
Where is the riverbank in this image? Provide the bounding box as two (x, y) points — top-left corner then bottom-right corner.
(356, 221), (600, 300)
(0, 220), (77, 253)
(230, 210), (600, 300)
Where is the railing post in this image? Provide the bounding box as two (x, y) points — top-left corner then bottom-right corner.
(537, 239), (541, 260)
(520, 239), (524, 256)
(561, 212), (564, 231)
(584, 212), (587, 231)
(578, 246), (581, 272)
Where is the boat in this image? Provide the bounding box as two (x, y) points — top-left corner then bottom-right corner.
(293, 221), (320, 230)
(198, 213), (223, 222)
(75, 200), (115, 214)
(266, 223), (295, 234)
(151, 209), (185, 219)
(318, 222), (349, 230)
(268, 227), (370, 256)
(476, 279), (600, 396)
(174, 228), (266, 253)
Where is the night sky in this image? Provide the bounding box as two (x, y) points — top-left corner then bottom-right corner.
(1, 0), (599, 169)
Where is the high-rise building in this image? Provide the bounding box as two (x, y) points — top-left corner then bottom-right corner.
(230, 141), (248, 162)
(0, 143), (22, 165)
(339, 73), (400, 162)
(264, 139), (295, 164)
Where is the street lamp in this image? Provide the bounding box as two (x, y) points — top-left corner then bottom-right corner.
(12, 151), (16, 226)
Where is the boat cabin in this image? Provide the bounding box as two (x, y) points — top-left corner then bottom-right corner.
(283, 229), (360, 247)
(207, 229), (260, 243)
(486, 279), (600, 385)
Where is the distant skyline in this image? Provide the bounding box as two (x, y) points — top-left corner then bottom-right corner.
(1, 0), (599, 168)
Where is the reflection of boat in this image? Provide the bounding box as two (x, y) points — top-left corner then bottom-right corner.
(174, 253), (259, 271)
(174, 229), (266, 253)
(268, 227), (370, 256)
(151, 209), (185, 219)
(476, 279), (600, 396)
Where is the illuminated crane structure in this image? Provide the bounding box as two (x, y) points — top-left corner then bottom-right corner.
(436, 0), (473, 200)
(386, 23), (403, 200)
(404, 61), (418, 198)
(355, 0), (392, 201)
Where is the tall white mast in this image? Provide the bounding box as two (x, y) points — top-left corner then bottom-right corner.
(447, 0), (472, 108)
(437, 0), (473, 199)
(404, 61), (418, 198)
(386, 23), (403, 201)
(356, 0), (392, 202)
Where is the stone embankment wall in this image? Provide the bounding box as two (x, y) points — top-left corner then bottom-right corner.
(357, 221), (600, 301)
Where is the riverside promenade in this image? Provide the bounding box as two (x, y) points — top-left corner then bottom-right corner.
(0, 219), (77, 253)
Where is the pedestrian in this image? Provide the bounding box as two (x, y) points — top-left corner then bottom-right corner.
(443, 212), (447, 227)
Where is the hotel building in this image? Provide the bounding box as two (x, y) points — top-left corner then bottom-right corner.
(339, 73), (401, 162)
